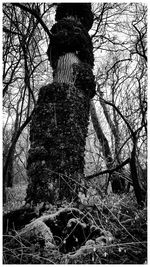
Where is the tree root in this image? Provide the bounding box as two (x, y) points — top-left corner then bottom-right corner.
(3, 206), (114, 263)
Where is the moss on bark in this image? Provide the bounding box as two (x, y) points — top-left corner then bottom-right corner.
(4, 207), (113, 256)
(55, 3), (94, 31)
(26, 3), (95, 204)
(47, 19), (94, 69)
(26, 83), (92, 203)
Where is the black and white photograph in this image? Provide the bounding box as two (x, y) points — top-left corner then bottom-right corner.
(2, 2), (147, 264)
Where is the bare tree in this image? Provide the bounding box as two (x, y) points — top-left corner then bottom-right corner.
(3, 3), (53, 202)
(83, 3), (147, 204)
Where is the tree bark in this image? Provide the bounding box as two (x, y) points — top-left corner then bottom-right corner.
(130, 138), (145, 206)
(6, 155), (14, 188)
(26, 4), (96, 205)
(90, 101), (113, 167)
(53, 53), (80, 84)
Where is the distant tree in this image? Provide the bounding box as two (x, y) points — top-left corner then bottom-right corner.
(3, 128), (14, 188)
(91, 3), (147, 204)
(90, 100), (125, 193)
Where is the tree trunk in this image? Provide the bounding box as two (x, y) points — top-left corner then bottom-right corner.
(3, 148), (14, 203)
(90, 101), (113, 167)
(53, 53), (80, 84)
(90, 101), (125, 193)
(99, 88), (122, 164)
(6, 156), (13, 187)
(26, 4), (96, 205)
(130, 139), (145, 206)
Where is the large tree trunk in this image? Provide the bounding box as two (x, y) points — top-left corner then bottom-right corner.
(26, 4), (96, 205)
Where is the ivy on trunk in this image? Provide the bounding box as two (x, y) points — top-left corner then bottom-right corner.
(26, 4), (96, 204)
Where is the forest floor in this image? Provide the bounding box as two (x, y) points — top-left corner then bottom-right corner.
(3, 184), (147, 264)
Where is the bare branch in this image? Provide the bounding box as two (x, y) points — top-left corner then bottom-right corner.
(100, 97), (135, 137)
(86, 157), (130, 180)
(11, 3), (55, 38)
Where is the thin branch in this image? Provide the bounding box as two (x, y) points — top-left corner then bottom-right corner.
(11, 3), (55, 39)
(86, 157), (130, 180)
(91, 3), (106, 39)
(132, 22), (147, 62)
(100, 97), (135, 136)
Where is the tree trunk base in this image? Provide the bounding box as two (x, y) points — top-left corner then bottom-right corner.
(3, 207), (114, 263)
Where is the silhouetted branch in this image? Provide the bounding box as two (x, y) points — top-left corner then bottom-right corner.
(12, 3), (55, 38)
(86, 157), (130, 180)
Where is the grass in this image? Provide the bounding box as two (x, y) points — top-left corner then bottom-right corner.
(3, 184), (147, 264)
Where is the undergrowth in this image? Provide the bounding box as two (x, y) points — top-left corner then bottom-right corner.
(3, 185), (147, 264)
(3, 184), (27, 213)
